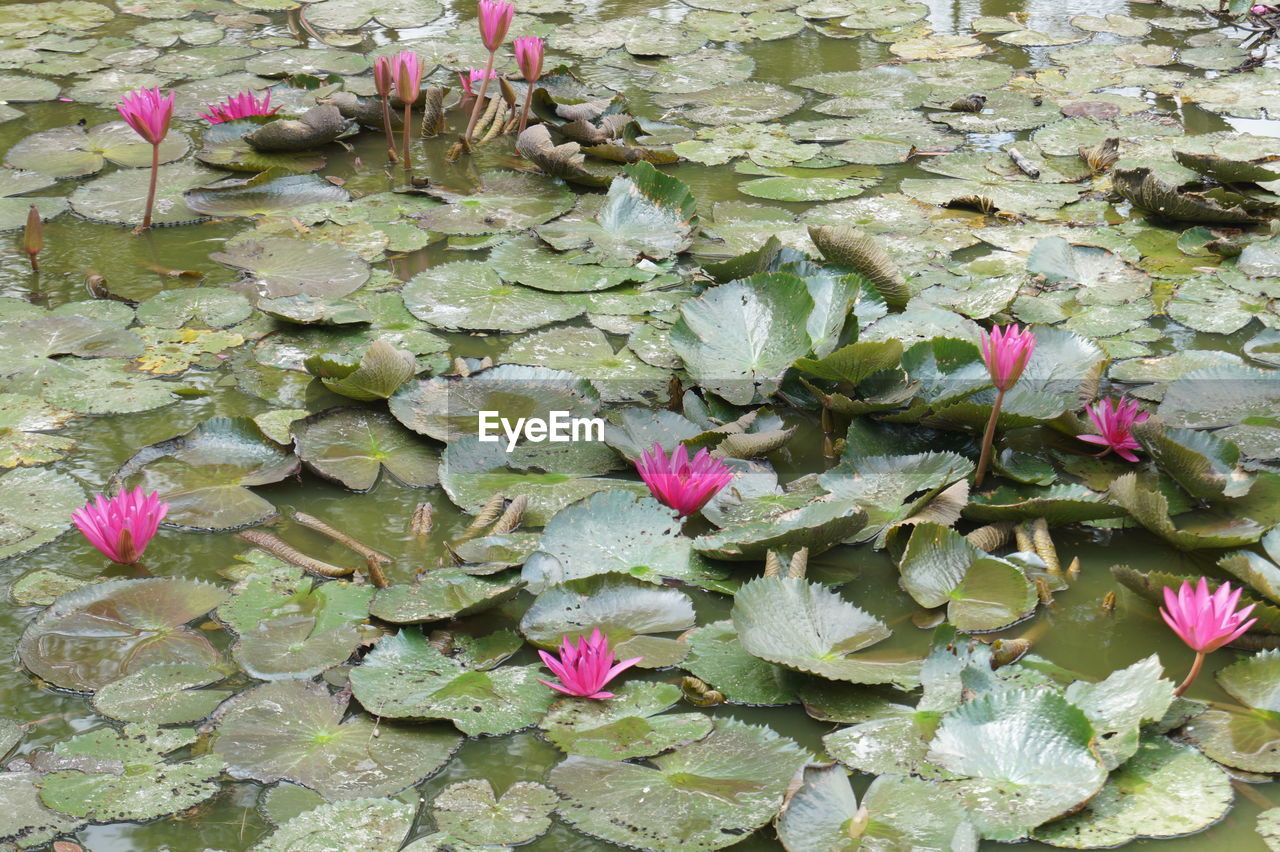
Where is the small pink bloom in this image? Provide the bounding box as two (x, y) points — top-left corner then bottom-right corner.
(636, 442), (735, 517)
(980, 323), (1036, 392)
(1252, 4), (1269, 13)
(538, 628), (642, 699)
(374, 54), (394, 98)
(72, 487), (169, 564)
(390, 50), (423, 104)
(1161, 578), (1256, 654)
(1078, 396), (1149, 462)
(457, 67), (498, 98)
(514, 36), (544, 84)
(198, 90), (278, 124)
(117, 87), (174, 145)
(478, 0), (515, 52)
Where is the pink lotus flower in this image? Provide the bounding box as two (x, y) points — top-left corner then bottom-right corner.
(538, 629), (642, 699)
(636, 442), (735, 517)
(1161, 577), (1257, 695)
(457, 68), (498, 98)
(1078, 397), (1149, 462)
(389, 50), (423, 105)
(980, 323), (1036, 392)
(118, 87), (174, 145)
(478, 0), (515, 52)
(72, 487), (169, 564)
(198, 90), (278, 124)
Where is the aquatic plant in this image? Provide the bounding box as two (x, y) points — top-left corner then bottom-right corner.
(390, 50), (422, 173)
(22, 204), (40, 272)
(458, 68), (498, 100)
(975, 323), (1036, 486)
(463, 0), (515, 145)
(537, 628), (642, 699)
(1160, 578), (1257, 695)
(373, 54), (398, 163)
(198, 90), (278, 124)
(116, 86), (174, 231)
(636, 442), (735, 517)
(513, 36), (544, 133)
(72, 486), (169, 565)
(1079, 397), (1149, 462)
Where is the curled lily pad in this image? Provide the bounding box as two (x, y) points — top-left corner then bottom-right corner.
(369, 567), (525, 625)
(196, 117), (327, 173)
(292, 408), (438, 491)
(732, 576), (920, 687)
(520, 575), (696, 668)
(681, 620), (798, 706)
(17, 578), (227, 693)
(349, 629), (554, 736)
(1113, 167), (1279, 224)
(212, 678), (461, 799)
(549, 719), (810, 852)
(115, 416), (300, 530)
(694, 493), (867, 560)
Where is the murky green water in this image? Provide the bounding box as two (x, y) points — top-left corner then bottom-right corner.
(2, 0), (1279, 847)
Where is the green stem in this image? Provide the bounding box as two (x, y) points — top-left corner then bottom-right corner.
(402, 102), (413, 174)
(462, 52), (496, 145)
(517, 88), (533, 134)
(380, 93), (398, 163)
(974, 387), (1005, 487)
(1174, 651), (1206, 697)
(140, 142), (160, 232)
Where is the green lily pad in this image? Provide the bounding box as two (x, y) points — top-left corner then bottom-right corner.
(928, 689), (1107, 841)
(520, 575), (695, 668)
(18, 578), (227, 693)
(349, 628), (554, 736)
(136, 288), (254, 329)
(115, 416), (300, 530)
(254, 798), (416, 852)
(0, 770), (84, 848)
(369, 567), (525, 625)
(4, 121), (190, 179)
(732, 576), (920, 687)
(0, 467), (85, 559)
(429, 780), (558, 847)
(1063, 655), (1175, 770)
(1035, 735), (1232, 848)
(694, 493), (867, 560)
(69, 162), (219, 226)
(501, 325), (669, 402)
(213, 678), (461, 799)
(521, 491), (703, 593)
(91, 663), (233, 725)
(549, 719), (810, 852)
(36, 724), (222, 822)
(292, 408), (437, 491)
(414, 172), (574, 235)
(38, 359), (178, 416)
(195, 117), (327, 173)
(540, 681), (713, 759)
(682, 620), (798, 706)
(185, 169), (350, 218)
(402, 260), (587, 333)
(487, 234), (659, 294)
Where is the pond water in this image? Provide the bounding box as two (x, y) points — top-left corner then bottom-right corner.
(2, 0), (1280, 848)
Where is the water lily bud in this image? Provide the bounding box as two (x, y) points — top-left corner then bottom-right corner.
(23, 205), (41, 271)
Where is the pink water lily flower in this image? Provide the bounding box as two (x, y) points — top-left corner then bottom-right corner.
(198, 90), (278, 124)
(117, 86), (174, 145)
(389, 50), (423, 173)
(458, 67), (498, 98)
(478, 0), (515, 52)
(538, 629), (642, 699)
(513, 36), (544, 133)
(980, 323), (1037, 393)
(72, 487), (169, 564)
(1079, 396), (1149, 462)
(636, 442), (735, 517)
(1161, 577), (1257, 695)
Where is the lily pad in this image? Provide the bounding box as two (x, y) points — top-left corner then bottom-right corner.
(17, 578), (227, 693)
(254, 798), (416, 852)
(292, 408), (437, 491)
(540, 681), (713, 759)
(682, 620), (798, 706)
(549, 719), (810, 852)
(415, 172), (575, 235)
(0, 467), (85, 559)
(429, 780), (558, 847)
(369, 567), (525, 625)
(402, 261), (587, 333)
(91, 663), (233, 726)
(213, 678), (461, 799)
(68, 162), (219, 226)
(185, 169), (350, 218)
(3, 121), (190, 179)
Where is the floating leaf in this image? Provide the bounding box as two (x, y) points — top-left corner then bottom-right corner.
(185, 169), (350, 218)
(4, 121), (189, 179)
(69, 163), (219, 226)
(429, 780), (558, 847)
(18, 578), (227, 693)
(402, 260), (587, 333)
(213, 678), (461, 799)
(0, 467), (84, 559)
(292, 408), (437, 491)
(254, 798), (416, 852)
(540, 681), (713, 759)
(369, 567), (525, 625)
(91, 663), (233, 726)
(681, 620), (798, 705)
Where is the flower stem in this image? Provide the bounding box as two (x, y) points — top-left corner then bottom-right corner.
(380, 93), (398, 163)
(463, 52), (496, 145)
(518, 88), (533, 134)
(402, 102), (413, 174)
(139, 142), (160, 232)
(1174, 651), (1206, 697)
(974, 387), (1005, 487)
